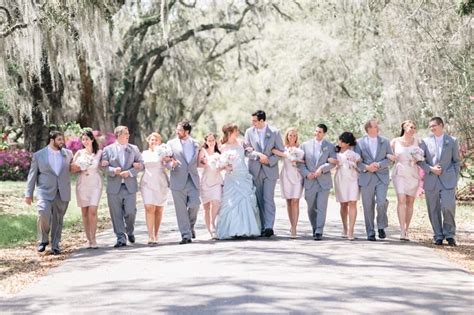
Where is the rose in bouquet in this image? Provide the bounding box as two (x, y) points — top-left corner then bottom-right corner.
(286, 147), (304, 162)
(218, 149), (238, 170)
(155, 144), (173, 159)
(410, 147), (424, 165)
(76, 153), (94, 171)
(345, 150), (361, 168)
(207, 153), (222, 170)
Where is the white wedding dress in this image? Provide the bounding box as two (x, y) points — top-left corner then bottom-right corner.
(216, 144), (261, 239)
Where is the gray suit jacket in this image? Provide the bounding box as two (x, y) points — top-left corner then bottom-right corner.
(244, 125), (285, 180)
(298, 139), (336, 191)
(102, 142), (143, 194)
(355, 135), (393, 186)
(418, 134), (460, 191)
(167, 137), (200, 190)
(25, 146), (73, 201)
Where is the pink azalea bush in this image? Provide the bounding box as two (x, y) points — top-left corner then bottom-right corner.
(0, 149), (32, 181)
(65, 130), (116, 155)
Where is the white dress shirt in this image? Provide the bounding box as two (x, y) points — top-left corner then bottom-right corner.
(181, 138), (195, 163)
(256, 126), (267, 149)
(313, 139), (323, 161)
(434, 134), (444, 164)
(48, 146), (63, 176)
(367, 136), (378, 158)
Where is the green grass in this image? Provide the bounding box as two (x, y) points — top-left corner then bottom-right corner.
(0, 180), (108, 248)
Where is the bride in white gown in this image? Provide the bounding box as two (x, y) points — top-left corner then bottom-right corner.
(216, 123), (261, 239)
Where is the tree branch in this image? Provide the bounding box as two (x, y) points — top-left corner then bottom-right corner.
(271, 4), (293, 21)
(134, 21), (246, 66)
(179, 0), (196, 8)
(207, 36), (257, 62)
(122, 0), (177, 51)
(0, 22), (27, 38)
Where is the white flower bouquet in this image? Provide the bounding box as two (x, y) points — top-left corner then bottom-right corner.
(155, 144), (173, 159)
(410, 147), (424, 164)
(344, 150), (360, 168)
(286, 147), (304, 162)
(216, 149), (238, 170)
(76, 154), (94, 171)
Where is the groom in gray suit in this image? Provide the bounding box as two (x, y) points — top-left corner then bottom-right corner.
(167, 120), (201, 244)
(418, 117), (460, 246)
(102, 126), (143, 247)
(25, 131), (77, 255)
(355, 119), (393, 241)
(298, 124), (336, 240)
(244, 110), (285, 237)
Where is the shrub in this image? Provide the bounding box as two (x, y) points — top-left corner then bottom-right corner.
(0, 149), (32, 181)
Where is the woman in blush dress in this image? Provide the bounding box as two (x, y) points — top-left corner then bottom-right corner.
(72, 130), (103, 249)
(271, 128), (303, 238)
(198, 133), (223, 239)
(389, 120), (423, 241)
(329, 132), (360, 241)
(216, 123), (261, 239)
(140, 132), (169, 244)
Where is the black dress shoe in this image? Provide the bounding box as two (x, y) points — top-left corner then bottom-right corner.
(191, 230), (196, 239)
(434, 239), (443, 246)
(113, 242), (127, 248)
(127, 234), (135, 243)
(51, 249), (61, 255)
(313, 233), (322, 241)
(263, 228), (274, 237)
(37, 242), (48, 252)
(446, 238), (457, 246)
(179, 238), (192, 244)
(367, 235), (376, 241)
(378, 229), (386, 239)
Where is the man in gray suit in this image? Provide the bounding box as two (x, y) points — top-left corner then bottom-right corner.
(355, 119), (393, 241)
(298, 124), (336, 240)
(25, 131), (77, 255)
(418, 117), (460, 246)
(244, 110), (285, 237)
(167, 121), (201, 244)
(102, 126), (143, 247)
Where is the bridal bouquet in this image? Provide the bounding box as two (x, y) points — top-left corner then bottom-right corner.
(216, 150), (238, 169)
(286, 147), (304, 162)
(344, 150), (361, 168)
(410, 147), (424, 163)
(207, 154), (222, 170)
(155, 144), (173, 159)
(76, 153), (94, 171)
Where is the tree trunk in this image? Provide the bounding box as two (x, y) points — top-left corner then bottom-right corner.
(77, 53), (96, 129)
(23, 75), (47, 152)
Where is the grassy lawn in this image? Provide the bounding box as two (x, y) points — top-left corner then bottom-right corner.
(0, 178), (109, 248)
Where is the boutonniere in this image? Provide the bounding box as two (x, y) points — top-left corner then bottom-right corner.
(60, 149), (66, 157)
(322, 146), (328, 152)
(444, 140), (449, 146)
(380, 139), (384, 144)
(265, 132), (271, 138)
(125, 146), (131, 153)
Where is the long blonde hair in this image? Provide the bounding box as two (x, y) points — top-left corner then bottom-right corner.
(284, 127), (299, 147)
(221, 123), (239, 144)
(146, 132), (162, 146)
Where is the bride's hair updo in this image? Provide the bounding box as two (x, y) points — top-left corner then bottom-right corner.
(221, 123), (239, 144)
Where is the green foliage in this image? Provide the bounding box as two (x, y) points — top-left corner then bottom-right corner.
(0, 90), (7, 116)
(48, 121), (82, 137)
(457, 0), (474, 16)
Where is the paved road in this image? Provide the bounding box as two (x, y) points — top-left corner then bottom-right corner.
(1, 187), (473, 314)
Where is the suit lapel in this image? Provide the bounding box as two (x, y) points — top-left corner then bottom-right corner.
(253, 128), (263, 152)
(41, 148), (54, 174)
(375, 136), (382, 160)
(439, 134), (446, 160)
(363, 136), (373, 160)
